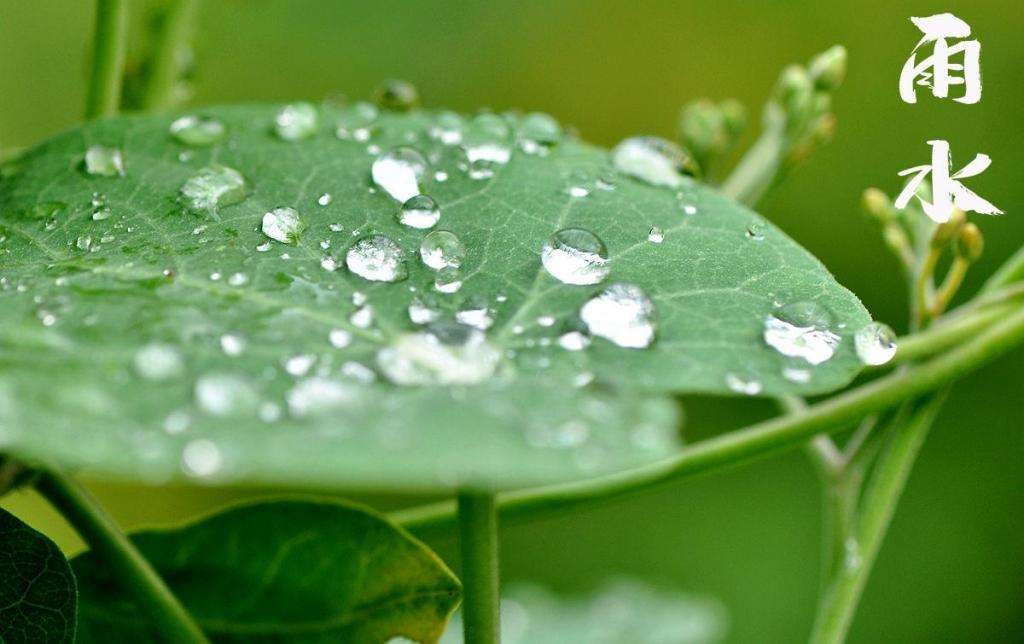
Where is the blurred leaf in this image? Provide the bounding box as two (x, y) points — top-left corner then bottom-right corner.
(0, 508), (77, 644)
(442, 578), (726, 643)
(72, 499), (459, 643)
(0, 105), (868, 490)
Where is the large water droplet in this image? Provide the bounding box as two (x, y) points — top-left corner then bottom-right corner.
(580, 283), (656, 348)
(180, 165), (248, 211)
(376, 323), (500, 385)
(346, 234), (407, 282)
(274, 102), (318, 141)
(169, 115), (226, 146)
(374, 79), (419, 111)
(517, 112), (562, 154)
(194, 374), (256, 416)
(372, 147), (427, 202)
(541, 228), (610, 285)
(261, 207), (305, 244)
(429, 111), (465, 145)
(612, 136), (697, 187)
(133, 342), (184, 380)
(420, 230), (465, 270)
(84, 145), (125, 177)
(398, 194), (440, 229)
(854, 322), (897, 366)
(335, 102), (379, 141)
(763, 301), (841, 365)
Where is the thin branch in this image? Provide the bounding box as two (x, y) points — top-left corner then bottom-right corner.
(457, 491), (500, 644)
(139, 0), (198, 111)
(85, 0), (128, 120)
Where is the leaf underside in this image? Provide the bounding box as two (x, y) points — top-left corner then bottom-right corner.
(72, 499), (460, 644)
(0, 508), (77, 644)
(0, 105), (870, 490)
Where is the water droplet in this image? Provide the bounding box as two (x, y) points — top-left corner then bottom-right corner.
(580, 283), (656, 348)
(341, 361), (376, 384)
(169, 115), (226, 146)
(429, 111), (465, 145)
(456, 297), (495, 330)
(83, 145), (124, 177)
(180, 165), (248, 211)
(374, 79), (419, 111)
(763, 301), (841, 365)
(274, 102), (318, 141)
(133, 342), (184, 380)
(558, 331), (591, 351)
(346, 234), (407, 282)
(434, 266), (463, 293)
(568, 186), (589, 198)
(537, 315), (555, 327)
(261, 207), (305, 244)
(220, 333), (246, 356)
(320, 257), (337, 272)
(259, 402), (282, 423)
(317, 193), (332, 206)
(349, 305), (374, 328)
(398, 194), (440, 229)
(408, 295), (441, 325)
(75, 235), (94, 252)
(612, 136), (697, 187)
(648, 226), (665, 243)
(335, 102), (379, 140)
(286, 377), (358, 417)
(746, 223), (765, 241)
(376, 324), (500, 385)
(329, 328), (352, 348)
(541, 228), (610, 285)
(682, 204), (698, 215)
(182, 439), (222, 477)
(420, 230), (465, 269)
(854, 322), (897, 366)
(227, 272), (248, 286)
(194, 374), (256, 416)
(517, 112), (563, 154)
(371, 147), (427, 202)
(462, 114), (512, 178)
(284, 354), (316, 376)
(726, 372), (762, 395)
(782, 366), (812, 383)
(163, 410), (191, 435)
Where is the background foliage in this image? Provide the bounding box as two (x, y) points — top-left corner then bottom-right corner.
(1, 1), (1020, 642)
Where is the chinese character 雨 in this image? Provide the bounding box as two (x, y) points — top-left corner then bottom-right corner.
(896, 140), (1002, 223)
(900, 13), (981, 104)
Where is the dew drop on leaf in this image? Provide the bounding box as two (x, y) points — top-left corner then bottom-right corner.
(429, 111), (465, 145)
(169, 115), (226, 146)
(346, 234), (408, 282)
(541, 228), (610, 286)
(374, 79), (420, 111)
(181, 439), (222, 477)
(286, 377), (358, 418)
(854, 322), (897, 366)
(261, 207), (305, 244)
(398, 194), (441, 229)
(725, 372), (763, 395)
(456, 297), (495, 330)
(372, 147), (428, 202)
(517, 112), (563, 154)
(612, 136), (697, 187)
(376, 323), (500, 385)
(648, 226), (665, 243)
(763, 301), (841, 366)
(434, 266), (463, 293)
(335, 102), (379, 141)
(133, 342), (184, 381)
(180, 165), (248, 211)
(328, 328), (352, 348)
(580, 283), (656, 349)
(194, 374), (256, 417)
(274, 102), (318, 141)
(409, 295), (442, 325)
(420, 230), (465, 270)
(83, 145), (125, 177)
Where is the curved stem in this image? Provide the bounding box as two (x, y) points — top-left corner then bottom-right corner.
(721, 121), (786, 206)
(457, 491), (500, 644)
(85, 0), (127, 120)
(139, 0), (197, 111)
(807, 393), (946, 643)
(982, 245), (1024, 294)
(394, 305), (1024, 538)
(886, 304), (1012, 367)
(34, 469), (209, 644)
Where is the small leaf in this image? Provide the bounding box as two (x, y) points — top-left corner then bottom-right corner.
(0, 508), (77, 644)
(0, 105), (870, 490)
(71, 499), (460, 643)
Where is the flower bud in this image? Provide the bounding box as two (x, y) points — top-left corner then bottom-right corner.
(955, 223), (984, 262)
(863, 188), (894, 223)
(808, 45), (847, 92)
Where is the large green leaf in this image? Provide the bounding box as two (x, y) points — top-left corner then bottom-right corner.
(0, 104), (869, 490)
(72, 499), (459, 643)
(0, 508), (77, 644)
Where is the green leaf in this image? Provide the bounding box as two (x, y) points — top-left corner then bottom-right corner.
(72, 499), (459, 643)
(441, 578), (726, 643)
(0, 105), (869, 490)
(0, 508), (77, 644)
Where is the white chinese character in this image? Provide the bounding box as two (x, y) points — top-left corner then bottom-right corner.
(896, 140), (1002, 223)
(900, 13), (981, 104)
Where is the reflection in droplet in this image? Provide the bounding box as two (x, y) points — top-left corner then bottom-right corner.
(420, 230), (465, 270)
(398, 194), (441, 229)
(541, 228), (610, 286)
(346, 235), (408, 282)
(372, 147), (427, 202)
(763, 301), (841, 365)
(854, 322), (897, 366)
(612, 136), (696, 187)
(580, 283), (656, 348)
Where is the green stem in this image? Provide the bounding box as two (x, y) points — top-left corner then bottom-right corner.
(138, 0), (197, 111)
(85, 0), (128, 120)
(34, 469), (209, 644)
(886, 304), (1012, 367)
(982, 245), (1024, 293)
(394, 305), (1024, 538)
(807, 394), (946, 644)
(457, 491), (500, 644)
(720, 122), (786, 206)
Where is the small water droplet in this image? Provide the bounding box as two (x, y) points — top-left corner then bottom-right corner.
(163, 410), (191, 435)
(456, 297), (495, 330)
(763, 301), (841, 365)
(182, 439), (222, 477)
(429, 111), (465, 145)
(320, 257), (338, 272)
(612, 136), (697, 187)
(682, 204), (698, 216)
(541, 228), (610, 285)
(374, 79), (419, 111)
(372, 147), (428, 202)
(580, 283), (656, 348)
(286, 377), (358, 417)
(335, 102), (379, 140)
(220, 333), (246, 356)
(180, 165), (248, 211)
(227, 272), (248, 286)
(782, 366), (812, 383)
(169, 115), (226, 146)
(376, 323), (500, 385)
(346, 234), (407, 282)
(349, 305), (375, 328)
(726, 372), (762, 395)
(434, 266), (463, 293)
(398, 194), (440, 229)
(408, 294), (442, 325)
(568, 186), (589, 198)
(648, 226), (665, 243)
(83, 145), (124, 177)
(317, 193), (332, 206)
(854, 322), (897, 366)
(133, 342), (184, 380)
(558, 331), (591, 351)
(329, 328), (352, 348)
(261, 207), (305, 244)
(274, 102), (318, 141)
(420, 230), (465, 270)
(194, 374), (255, 416)
(746, 223), (765, 241)
(284, 354), (316, 376)
(517, 112), (563, 154)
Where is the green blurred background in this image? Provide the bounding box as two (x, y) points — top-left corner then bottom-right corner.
(2, 1), (1021, 641)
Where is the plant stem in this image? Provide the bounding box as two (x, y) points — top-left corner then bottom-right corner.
(930, 257), (970, 317)
(139, 0), (197, 111)
(34, 469), (209, 644)
(807, 394), (946, 644)
(394, 304), (1024, 538)
(85, 0), (128, 120)
(982, 244), (1024, 293)
(721, 122), (786, 206)
(457, 491), (501, 644)
(886, 304), (1011, 367)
